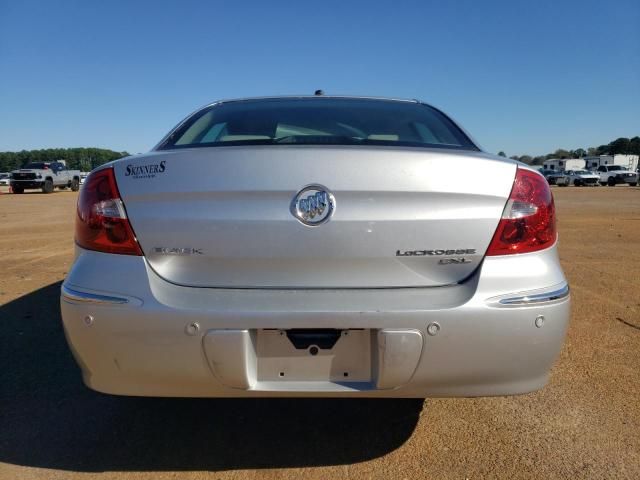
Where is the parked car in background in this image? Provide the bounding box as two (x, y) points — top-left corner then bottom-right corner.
(61, 95), (569, 399)
(563, 169), (600, 186)
(538, 168), (556, 183)
(547, 171), (569, 186)
(0, 173), (10, 186)
(597, 165), (638, 186)
(79, 172), (89, 185)
(539, 168), (568, 186)
(10, 162), (81, 193)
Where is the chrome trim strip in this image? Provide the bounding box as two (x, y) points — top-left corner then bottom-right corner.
(61, 285), (129, 305)
(498, 284), (570, 306)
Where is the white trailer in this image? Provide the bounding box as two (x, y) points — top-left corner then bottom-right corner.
(542, 158), (585, 171)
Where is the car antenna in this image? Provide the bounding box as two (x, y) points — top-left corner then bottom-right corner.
(314, 89), (324, 96)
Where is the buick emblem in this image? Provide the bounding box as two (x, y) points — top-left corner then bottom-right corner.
(291, 185), (335, 226)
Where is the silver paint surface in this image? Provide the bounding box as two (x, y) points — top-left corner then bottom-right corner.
(60, 98), (570, 397)
(114, 146), (516, 288)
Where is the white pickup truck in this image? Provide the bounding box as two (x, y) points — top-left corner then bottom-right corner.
(10, 162), (81, 193)
(596, 165), (638, 187)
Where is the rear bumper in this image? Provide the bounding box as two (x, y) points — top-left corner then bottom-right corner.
(61, 245), (570, 398)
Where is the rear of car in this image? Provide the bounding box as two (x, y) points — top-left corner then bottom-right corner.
(61, 97), (569, 398)
(551, 172), (570, 186)
(540, 169), (561, 185)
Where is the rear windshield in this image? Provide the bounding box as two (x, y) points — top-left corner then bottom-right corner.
(158, 98), (478, 151)
(23, 163), (49, 169)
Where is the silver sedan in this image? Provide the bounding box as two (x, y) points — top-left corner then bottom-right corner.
(61, 96), (570, 398)
(564, 169), (600, 186)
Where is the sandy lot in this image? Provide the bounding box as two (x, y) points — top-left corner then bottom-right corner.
(0, 186), (639, 479)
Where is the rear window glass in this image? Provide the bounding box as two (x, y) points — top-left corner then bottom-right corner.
(23, 163), (48, 169)
(159, 98), (477, 151)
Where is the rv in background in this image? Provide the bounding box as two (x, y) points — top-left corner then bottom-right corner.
(542, 158), (585, 171)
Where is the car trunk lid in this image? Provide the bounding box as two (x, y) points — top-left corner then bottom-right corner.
(114, 146), (516, 288)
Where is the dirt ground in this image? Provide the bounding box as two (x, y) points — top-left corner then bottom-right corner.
(0, 185), (639, 479)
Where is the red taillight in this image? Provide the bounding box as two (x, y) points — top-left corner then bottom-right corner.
(486, 167), (556, 256)
(75, 168), (143, 255)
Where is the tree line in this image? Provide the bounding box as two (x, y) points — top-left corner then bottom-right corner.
(498, 136), (640, 165)
(0, 148), (130, 173)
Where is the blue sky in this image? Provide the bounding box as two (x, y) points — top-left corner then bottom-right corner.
(0, 0), (638, 156)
